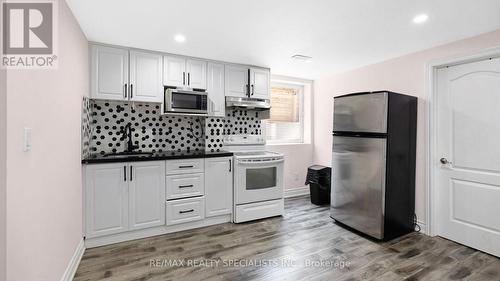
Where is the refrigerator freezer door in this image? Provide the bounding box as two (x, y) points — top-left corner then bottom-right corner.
(333, 92), (388, 133)
(331, 136), (386, 239)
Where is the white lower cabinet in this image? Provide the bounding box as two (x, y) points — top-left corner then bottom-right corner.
(205, 157), (233, 217)
(129, 161), (166, 230)
(85, 163), (129, 238)
(166, 197), (205, 225)
(84, 161), (165, 238)
(84, 157), (233, 245)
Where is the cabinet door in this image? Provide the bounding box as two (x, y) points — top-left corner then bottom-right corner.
(90, 45), (129, 101)
(250, 68), (270, 99)
(85, 163), (128, 238)
(186, 59), (207, 89)
(205, 157), (233, 217)
(128, 161), (166, 231)
(129, 51), (163, 103)
(225, 65), (248, 98)
(163, 56), (186, 87)
(207, 63), (225, 117)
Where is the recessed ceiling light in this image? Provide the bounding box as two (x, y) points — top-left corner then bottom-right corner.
(413, 14), (428, 24)
(291, 54), (312, 63)
(174, 34), (186, 43)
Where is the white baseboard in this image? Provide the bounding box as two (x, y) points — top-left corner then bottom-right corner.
(60, 238), (85, 281)
(284, 186), (310, 198)
(417, 220), (428, 235)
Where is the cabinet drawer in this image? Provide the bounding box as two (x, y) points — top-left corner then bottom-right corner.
(166, 173), (204, 200)
(166, 159), (204, 175)
(166, 197), (205, 225)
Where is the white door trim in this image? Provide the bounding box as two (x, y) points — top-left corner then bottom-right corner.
(426, 46), (500, 236)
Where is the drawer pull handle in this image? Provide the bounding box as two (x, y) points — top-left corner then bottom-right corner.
(179, 165), (194, 169)
(179, 184), (194, 189)
(179, 209), (194, 214)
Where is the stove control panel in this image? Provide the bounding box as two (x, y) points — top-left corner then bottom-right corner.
(224, 134), (265, 146)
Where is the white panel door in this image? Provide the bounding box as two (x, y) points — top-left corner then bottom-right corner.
(163, 55), (186, 87)
(207, 63), (225, 117)
(437, 57), (500, 257)
(129, 51), (163, 103)
(205, 157), (233, 217)
(90, 45), (129, 101)
(250, 68), (270, 99)
(186, 59), (207, 89)
(85, 163), (128, 238)
(128, 161), (166, 230)
(225, 65), (248, 98)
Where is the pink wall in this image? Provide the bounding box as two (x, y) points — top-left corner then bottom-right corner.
(313, 29), (500, 225)
(1, 67), (6, 281)
(5, 1), (88, 280)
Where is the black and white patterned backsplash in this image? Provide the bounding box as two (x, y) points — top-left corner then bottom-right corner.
(88, 100), (205, 155)
(204, 109), (262, 152)
(81, 97), (92, 158)
(82, 100), (263, 156)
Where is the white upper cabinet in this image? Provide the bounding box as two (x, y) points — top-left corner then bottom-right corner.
(225, 65), (249, 98)
(163, 56), (207, 89)
(163, 55), (186, 88)
(85, 163), (129, 238)
(90, 44), (163, 103)
(207, 63), (225, 117)
(90, 45), (129, 101)
(186, 59), (207, 89)
(129, 51), (163, 103)
(225, 65), (271, 99)
(250, 68), (270, 100)
(205, 157), (233, 217)
(128, 161), (166, 231)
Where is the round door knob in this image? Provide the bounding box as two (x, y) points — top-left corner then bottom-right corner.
(440, 158), (450, 164)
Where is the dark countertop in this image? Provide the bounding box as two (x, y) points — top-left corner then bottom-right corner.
(82, 150), (233, 164)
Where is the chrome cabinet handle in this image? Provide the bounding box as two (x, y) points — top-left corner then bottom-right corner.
(130, 165), (133, 181)
(229, 159), (232, 172)
(124, 84), (128, 98)
(123, 166), (127, 181)
(188, 73), (190, 85)
(251, 84), (254, 95)
(130, 84), (133, 99)
(179, 209), (194, 214)
(179, 184), (193, 189)
(179, 165), (193, 169)
(183, 72), (186, 85)
(440, 158), (452, 165)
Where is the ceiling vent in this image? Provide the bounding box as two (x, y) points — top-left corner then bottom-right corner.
(291, 54), (312, 62)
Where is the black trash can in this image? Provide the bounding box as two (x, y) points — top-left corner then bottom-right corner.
(305, 165), (331, 205)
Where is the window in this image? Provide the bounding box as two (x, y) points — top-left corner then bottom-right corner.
(265, 82), (304, 144)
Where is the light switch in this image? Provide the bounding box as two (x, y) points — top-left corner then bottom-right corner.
(23, 127), (32, 152)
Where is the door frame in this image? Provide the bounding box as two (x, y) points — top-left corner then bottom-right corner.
(426, 46), (500, 236)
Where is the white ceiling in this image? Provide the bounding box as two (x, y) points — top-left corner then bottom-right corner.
(66, 0), (500, 79)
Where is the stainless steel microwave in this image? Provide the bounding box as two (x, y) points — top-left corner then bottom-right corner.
(164, 88), (208, 115)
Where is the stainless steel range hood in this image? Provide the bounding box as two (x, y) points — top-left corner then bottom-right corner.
(225, 96), (271, 110)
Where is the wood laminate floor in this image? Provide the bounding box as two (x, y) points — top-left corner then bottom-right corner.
(74, 196), (500, 281)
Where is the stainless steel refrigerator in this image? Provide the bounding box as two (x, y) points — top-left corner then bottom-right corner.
(331, 91), (417, 240)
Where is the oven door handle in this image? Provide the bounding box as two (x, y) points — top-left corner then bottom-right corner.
(236, 159), (284, 164)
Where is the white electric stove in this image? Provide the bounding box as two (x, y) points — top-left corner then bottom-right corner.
(224, 135), (285, 223)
